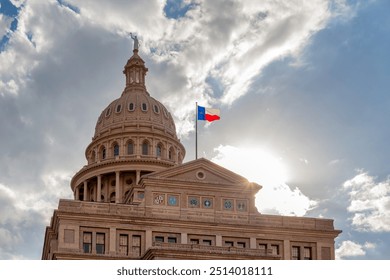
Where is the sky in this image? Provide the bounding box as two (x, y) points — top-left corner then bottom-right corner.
(0, 0), (389, 260)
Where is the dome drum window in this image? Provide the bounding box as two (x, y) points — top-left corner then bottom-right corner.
(142, 141), (149, 155)
(113, 144), (120, 157)
(156, 144), (163, 158)
(127, 141), (134, 155)
(141, 103), (148, 112)
(101, 147), (106, 160)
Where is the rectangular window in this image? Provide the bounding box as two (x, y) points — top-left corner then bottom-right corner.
(271, 245), (279, 255)
(132, 235), (141, 257)
(258, 243), (267, 251)
(190, 239), (199, 244)
(155, 236), (164, 243)
(119, 234), (129, 256)
(167, 237), (177, 243)
(292, 246), (300, 260)
(96, 233), (105, 254)
(203, 240), (212, 246)
(237, 242), (246, 248)
(83, 232), (92, 253)
(304, 247), (312, 260)
(224, 241), (234, 247)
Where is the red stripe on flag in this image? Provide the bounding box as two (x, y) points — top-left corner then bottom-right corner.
(205, 114), (220, 122)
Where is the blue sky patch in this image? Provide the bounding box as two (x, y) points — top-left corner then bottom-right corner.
(164, 0), (197, 19)
(0, 0), (20, 52)
(57, 0), (80, 14)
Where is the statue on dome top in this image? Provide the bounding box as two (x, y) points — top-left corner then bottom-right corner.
(130, 33), (139, 51)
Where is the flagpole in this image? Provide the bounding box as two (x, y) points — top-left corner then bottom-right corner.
(195, 102), (198, 160)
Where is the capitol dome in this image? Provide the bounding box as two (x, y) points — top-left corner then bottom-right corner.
(70, 46), (186, 204)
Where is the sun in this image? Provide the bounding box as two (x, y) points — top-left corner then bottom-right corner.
(212, 144), (289, 188)
(212, 144), (316, 216)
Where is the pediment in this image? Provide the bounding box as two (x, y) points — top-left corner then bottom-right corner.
(143, 158), (250, 185)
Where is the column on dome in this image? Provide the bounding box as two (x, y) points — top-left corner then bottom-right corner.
(104, 177), (109, 202)
(97, 175), (102, 202)
(83, 181), (88, 201)
(75, 186), (79, 200)
(115, 171), (120, 203)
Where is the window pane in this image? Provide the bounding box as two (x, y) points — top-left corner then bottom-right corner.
(190, 239), (199, 244)
(96, 233), (105, 254)
(119, 234), (128, 255)
(83, 232), (92, 253)
(304, 247), (312, 260)
(155, 236), (164, 243)
(168, 237), (177, 243)
(292, 246), (300, 260)
(114, 145), (119, 156)
(132, 235), (141, 257)
(203, 240), (212, 246)
(96, 244), (105, 254)
(83, 243), (91, 253)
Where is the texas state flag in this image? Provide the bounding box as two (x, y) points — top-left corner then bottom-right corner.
(197, 105), (220, 122)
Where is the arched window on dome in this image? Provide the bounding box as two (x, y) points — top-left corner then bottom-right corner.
(156, 143), (163, 158)
(100, 146), (106, 160)
(142, 140), (149, 155)
(168, 147), (175, 161)
(127, 140), (134, 155)
(113, 143), (120, 157)
(141, 103), (148, 112)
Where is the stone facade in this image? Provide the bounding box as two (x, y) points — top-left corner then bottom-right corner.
(42, 46), (341, 260)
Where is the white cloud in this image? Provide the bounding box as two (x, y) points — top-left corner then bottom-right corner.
(336, 240), (376, 259)
(0, 14), (12, 38)
(48, 0), (356, 137)
(9, 0), (25, 8)
(343, 172), (390, 232)
(212, 144), (317, 216)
